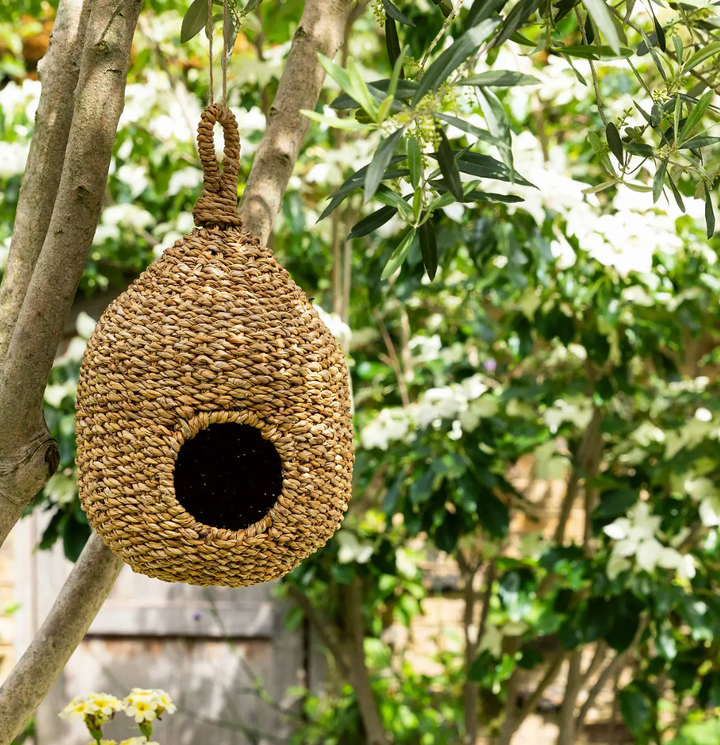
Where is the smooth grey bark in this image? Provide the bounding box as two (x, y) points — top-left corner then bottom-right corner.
(238, 0), (355, 244)
(0, 534), (124, 745)
(0, 0), (143, 548)
(0, 0), (91, 367)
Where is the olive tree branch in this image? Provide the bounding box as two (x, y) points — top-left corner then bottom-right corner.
(238, 0), (355, 244)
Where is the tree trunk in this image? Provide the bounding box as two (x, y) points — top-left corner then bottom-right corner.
(0, 0), (91, 367)
(0, 534), (123, 745)
(0, 0), (143, 548)
(238, 0), (355, 244)
(342, 578), (391, 745)
(556, 652), (582, 745)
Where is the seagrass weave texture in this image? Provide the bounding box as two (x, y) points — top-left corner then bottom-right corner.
(75, 104), (354, 586)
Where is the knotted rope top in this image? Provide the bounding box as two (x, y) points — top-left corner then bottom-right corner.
(192, 103), (243, 228)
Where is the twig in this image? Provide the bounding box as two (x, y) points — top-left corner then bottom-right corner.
(515, 649), (565, 725)
(575, 616), (648, 731)
(575, 6), (609, 126)
(419, 0), (465, 71)
(373, 309), (411, 407)
(287, 584), (350, 677)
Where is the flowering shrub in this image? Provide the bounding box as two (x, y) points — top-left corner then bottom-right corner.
(59, 689), (175, 744)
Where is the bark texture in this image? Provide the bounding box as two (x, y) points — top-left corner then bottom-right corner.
(0, 0), (143, 548)
(0, 0), (91, 367)
(0, 534), (123, 745)
(238, 0), (355, 244)
(342, 578), (391, 745)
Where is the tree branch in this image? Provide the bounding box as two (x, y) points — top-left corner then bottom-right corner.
(341, 577), (390, 745)
(516, 650), (565, 725)
(0, 534), (123, 745)
(237, 0), (355, 244)
(575, 617), (648, 733)
(286, 584), (350, 676)
(0, 0), (143, 548)
(0, 0), (92, 367)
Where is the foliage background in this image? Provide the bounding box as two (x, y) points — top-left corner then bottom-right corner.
(3, 0), (720, 742)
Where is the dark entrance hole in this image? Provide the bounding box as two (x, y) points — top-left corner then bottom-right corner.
(174, 423), (283, 531)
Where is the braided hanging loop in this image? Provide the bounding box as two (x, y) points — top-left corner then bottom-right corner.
(74, 107), (354, 587)
(192, 103), (243, 227)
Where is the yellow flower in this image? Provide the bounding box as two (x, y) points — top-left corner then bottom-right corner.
(123, 695), (157, 723)
(119, 739), (159, 745)
(59, 695), (98, 721)
(85, 692), (124, 717)
(122, 687), (176, 720)
(152, 688), (176, 715)
(83, 692), (124, 724)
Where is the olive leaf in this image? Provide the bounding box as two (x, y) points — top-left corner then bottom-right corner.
(181, 0), (209, 43)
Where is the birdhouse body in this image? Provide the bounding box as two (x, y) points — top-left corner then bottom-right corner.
(77, 218), (354, 586)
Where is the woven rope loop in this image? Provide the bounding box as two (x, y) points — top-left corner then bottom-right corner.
(193, 103), (243, 227)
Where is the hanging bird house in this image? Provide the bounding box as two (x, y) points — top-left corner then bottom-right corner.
(75, 104), (354, 587)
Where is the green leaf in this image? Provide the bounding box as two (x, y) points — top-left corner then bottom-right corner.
(377, 95), (395, 124)
(678, 89), (714, 143)
(466, 0), (508, 28)
(584, 11), (595, 44)
(437, 128), (464, 201)
(181, 0), (209, 43)
(382, 0), (415, 26)
(376, 188), (414, 220)
(705, 184), (715, 238)
(557, 44), (633, 59)
(672, 34), (683, 65)
(581, 0), (620, 53)
(365, 127), (406, 201)
(223, 10), (238, 63)
(653, 159), (667, 203)
(381, 228), (417, 279)
(300, 110), (373, 131)
(459, 70), (540, 87)
(330, 78), (418, 109)
(316, 156), (408, 221)
(683, 41), (720, 73)
(435, 113), (498, 145)
(651, 9), (666, 52)
(319, 53), (356, 98)
(605, 122), (624, 163)
(347, 58), (378, 119)
(477, 88), (513, 176)
(413, 18), (500, 105)
(680, 135), (720, 149)
(419, 220), (438, 280)
(619, 687), (651, 736)
(638, 26), (666, 81)
(244, 0), (264, 11)
(448, 151), (535, 186)
(385, 16), (402, 68)
(348, 205), (397, 239)
(667, 173), (685, 213)
(407, 136), (422, 188)
(494, 0), (543, 48)
(388, 45), (408, 95)
(623, 142), (653, 157)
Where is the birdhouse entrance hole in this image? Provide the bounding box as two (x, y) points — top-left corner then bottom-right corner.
(174, 423), (283, 531)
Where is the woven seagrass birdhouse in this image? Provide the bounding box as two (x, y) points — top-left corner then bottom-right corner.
(75, 104), (354, 587)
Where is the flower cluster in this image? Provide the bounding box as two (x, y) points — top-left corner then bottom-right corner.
(123, 688), (177, 723)
(60, 688), (175, 745)
(604, 501), (696, 581)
